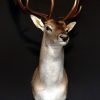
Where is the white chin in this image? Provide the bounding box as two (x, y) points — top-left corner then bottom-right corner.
(59, 41), (67, 46)
(59, 39), (69, 46)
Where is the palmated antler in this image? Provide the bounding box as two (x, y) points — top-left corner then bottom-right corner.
(17, 0), (55, 20)
(62, 0), (82, 21)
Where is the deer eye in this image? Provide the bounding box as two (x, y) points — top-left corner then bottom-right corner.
(45, 26), (52, 32)
(65, 28), (69, 33)
(66, 30), (69, 33)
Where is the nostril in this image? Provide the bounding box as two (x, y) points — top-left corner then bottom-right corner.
(59, 35), (63, 38)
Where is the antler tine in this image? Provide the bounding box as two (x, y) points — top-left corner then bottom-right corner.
(17, 0), (26, 11)
(62, 0), (81, 21)
(17, 0), (48, 20)
(48, 0), (55, 19)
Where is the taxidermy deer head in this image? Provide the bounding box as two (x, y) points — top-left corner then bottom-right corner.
(17, 0), (82, 100)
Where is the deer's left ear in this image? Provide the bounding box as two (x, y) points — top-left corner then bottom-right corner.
(30, 15), (44, 31)
(66, 22), (76, 32)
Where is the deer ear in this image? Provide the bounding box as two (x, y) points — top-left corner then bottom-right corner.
(30, 15), (44, 31)
(66, 22), (76, 32)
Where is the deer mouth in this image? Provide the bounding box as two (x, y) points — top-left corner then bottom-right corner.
(59, 37), (69, 46)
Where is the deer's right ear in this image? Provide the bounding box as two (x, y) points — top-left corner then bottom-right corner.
(30, 15), (44, 31)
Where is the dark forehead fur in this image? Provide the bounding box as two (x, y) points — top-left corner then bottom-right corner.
(45, 19), (66, 30)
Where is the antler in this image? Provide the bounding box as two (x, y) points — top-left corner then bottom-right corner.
(17, 0), (81, 21)
(17, 0), (55, 20)
(62, 0), (82, 21)
(48, 0), (55, 19)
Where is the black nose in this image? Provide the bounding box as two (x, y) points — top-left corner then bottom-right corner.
(59, 35), (68, 41)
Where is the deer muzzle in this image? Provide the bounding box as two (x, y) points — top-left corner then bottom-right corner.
(58, 34), (69, 42)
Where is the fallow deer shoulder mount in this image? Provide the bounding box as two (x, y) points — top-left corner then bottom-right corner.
(17, 0), (82, 100)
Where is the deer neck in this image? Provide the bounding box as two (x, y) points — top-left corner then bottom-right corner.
(39, 34), (65, 86)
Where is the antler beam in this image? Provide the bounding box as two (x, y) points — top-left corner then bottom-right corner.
(62, 0), (82, 21)
(17, 0), (55, 20)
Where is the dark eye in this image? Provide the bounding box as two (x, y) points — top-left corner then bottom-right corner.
(66, 29), (69, 33)
(46, 26), (52, 32)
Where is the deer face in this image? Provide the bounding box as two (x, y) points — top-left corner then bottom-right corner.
(30, 16), (76, 46)
(44, 19), (76, 46)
